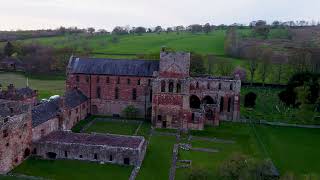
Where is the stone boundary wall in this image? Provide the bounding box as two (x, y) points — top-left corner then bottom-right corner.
(234, 119), (320, 129)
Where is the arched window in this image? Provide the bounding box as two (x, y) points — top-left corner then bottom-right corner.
(218, 83), (222, 90)
(220, 97), (224, 112)
(176, 83), (181, 93)
(96, 87), (101, 98)
(132, 88), (137, 100)
(230, 84), (233, 90)
(192, 113), (195, 122)
(202, 96), (214, 104)
(190, 95), (201, 109)
(228, 97), (232, 112)
(169, 82), (174, 92)
(115, 87), (119, 99)
(161, 80), (166, 92)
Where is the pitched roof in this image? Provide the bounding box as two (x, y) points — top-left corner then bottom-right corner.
(37, 131), (145, 149)
(32, 98), (61, 127)
(64, 89), (88, 109)
(68, 57), (159, 77)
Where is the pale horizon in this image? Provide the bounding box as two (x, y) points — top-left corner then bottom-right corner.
(0, 0), (320, 31)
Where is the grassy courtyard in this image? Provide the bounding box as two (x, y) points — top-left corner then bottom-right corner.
(84, 120), (140, 135)
(11, 158), (132, 180)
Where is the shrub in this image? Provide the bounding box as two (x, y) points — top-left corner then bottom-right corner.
(244, 92), (257, 108)
(122, 105), (139, 119)
(188, 166), (209, 180)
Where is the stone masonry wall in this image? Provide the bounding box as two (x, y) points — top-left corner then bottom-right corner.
(32, 118), (59, 141)
(0, 111), (32, 174)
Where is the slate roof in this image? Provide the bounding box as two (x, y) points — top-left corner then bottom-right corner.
(64, 89), (88, 109)
(17, 87), (35, 97)
(32, 98), (61, 127)
(68, 57), (159, 77)
(37, 131), (144, 149)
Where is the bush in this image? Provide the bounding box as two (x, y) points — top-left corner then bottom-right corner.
(244, 92), (257, 108)
(188, 166), (209, 180)
(122, 105), (139, 119)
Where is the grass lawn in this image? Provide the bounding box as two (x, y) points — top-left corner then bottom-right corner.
(175, 122), (263, 179)
(11, 158), (132, 180)
(137, 135), (176, 180)
(0, 72), (65, 99)
(254, 124), (320, 177)
(84, 119), (140, 135)
(0, 175), (28, 180)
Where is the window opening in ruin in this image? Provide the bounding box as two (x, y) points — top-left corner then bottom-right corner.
(124, 158), (130, 165)
(79, 155), (83, 158)
(94, 153), (98, 160)
(132, 88), (137, 100)
(76, 75), (79, 82)
(3, 129), (8, 138)
(106, 77), (110, 83)
(65, 151), (68, 158)
(190, 95), (201, 109)
(115, 87), (119, 99)
(192, 113), (195, 122)
(4, 118), (8, 123)
(196, 82), (199, 88)
(205, 110), (214, 120)
(97, 76), (100, 83)
(32, 148), (37, 155)
(86, 76), (89, 83)
(127, 79), (131, 85)
(220, 97), (224, 112)
(117, 77), (120, 84)
(168, 82), (174, 93)
(158, 115), (162, 121)
(109, 155), (113, 161)
(150, 89), (153, 102)
(218, 83), (222, 90)
(10, 108), (13, 114)
(97, 87), (101, 98)
(148, 79), (151, 86)
(137, 79), (141, 85)
(176, 83), (181, 93)
(161, 80), (166, 92)
(6, 143), (9, 147)
(228, 98), (232, 112)
(230, 84), (233, 90)
(207, 83), (210, 89)
(162, 121), (167, 128)
(202, 96), (214, 104)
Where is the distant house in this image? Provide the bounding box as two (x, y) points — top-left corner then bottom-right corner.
(0, 57), (25, 71)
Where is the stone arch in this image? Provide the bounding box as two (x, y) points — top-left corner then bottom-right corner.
(176, 82), (181, 93)
(161, 80), (166, 92)
(202, 96), (215, 104)
(190, 95), (201, 109)
(23, 148), (30, 158)
(168, 81), (174, 92)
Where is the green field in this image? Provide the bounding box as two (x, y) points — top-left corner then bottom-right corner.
(11, 158), (132, 180)
(0, 72), (65, 99)
(84, 120), (140, 135)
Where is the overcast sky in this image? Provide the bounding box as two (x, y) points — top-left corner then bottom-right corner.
(0, 0), (320, 31)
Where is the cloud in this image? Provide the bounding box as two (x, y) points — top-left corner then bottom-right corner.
(0, 0), (319, 30)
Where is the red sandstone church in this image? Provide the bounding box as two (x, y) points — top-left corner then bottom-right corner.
(66, 51), (241, 130)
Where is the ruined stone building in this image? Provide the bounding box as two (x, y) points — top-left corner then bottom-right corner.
(33, 131), (146, 166)
(0, 99), (32, 174)
(67, 51), (241, 130)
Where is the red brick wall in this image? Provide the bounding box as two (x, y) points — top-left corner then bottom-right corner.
(63, 101), (89, 130)
(67, 74), (152, 117)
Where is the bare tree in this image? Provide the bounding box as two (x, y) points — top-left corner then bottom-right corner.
(258, 48), (272, 86)
(246, 45), (260, 85)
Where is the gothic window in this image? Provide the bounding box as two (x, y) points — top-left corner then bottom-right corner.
(230, 84), (233, 90)
(96, 87), (101, 98)
(127, 78), (131, 85)
(176, 83), (181, 93)
(94, 153), (98, 160)
(220, 97), (224, 112)
(158, 115), (162, 121)
(65, 151), (68, 158)
(109, 155), (113, 161)
(115, 87), (119, 99)
(161, 80), (166, 92)
(132, 88), (137, 100)
(169, 82), (174, 92)
(106, 77), (110, 83)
